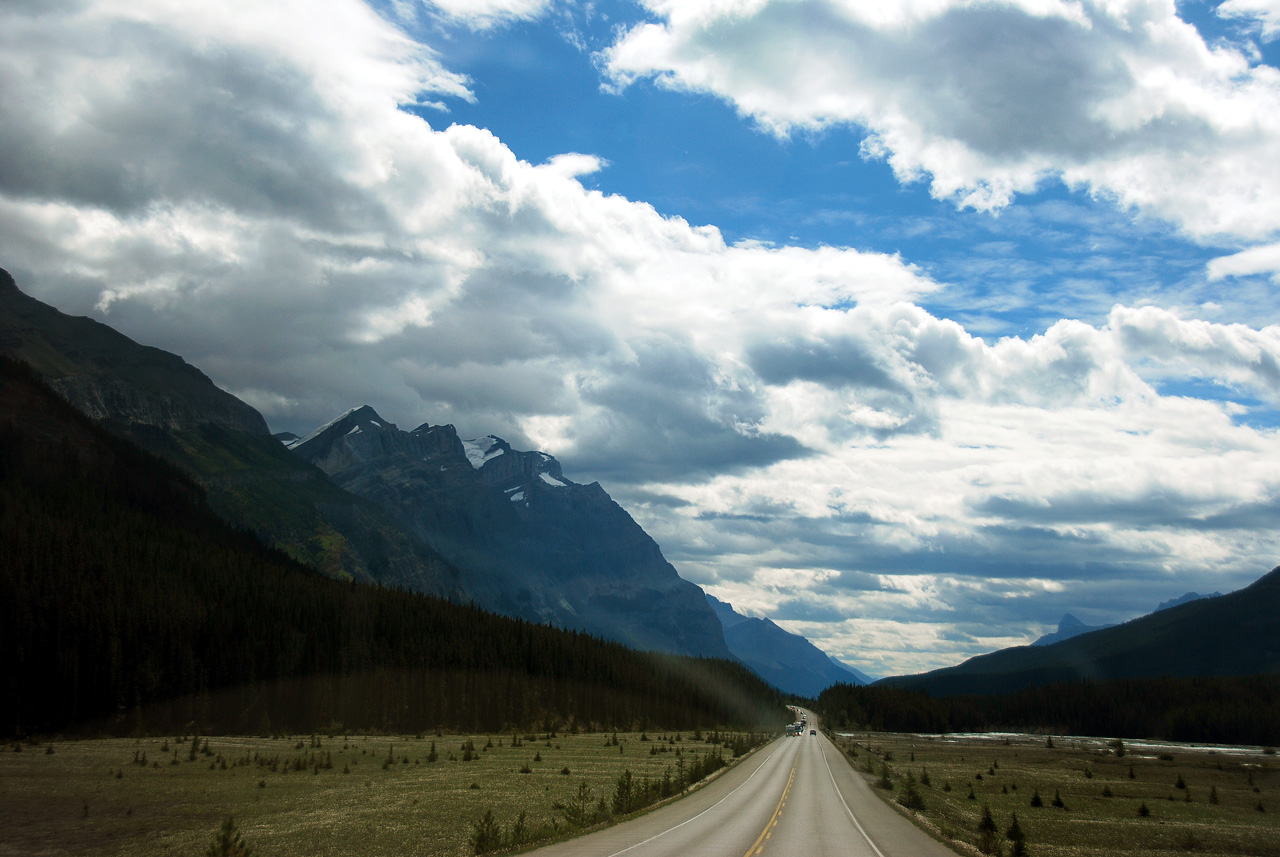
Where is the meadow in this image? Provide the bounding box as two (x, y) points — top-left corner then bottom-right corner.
(0, 730), (757, 857)
(836, 731), (1280, 857)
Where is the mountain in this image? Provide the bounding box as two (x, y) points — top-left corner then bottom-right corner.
(1, 356), (782, 736)
(1031, 591), (1222, 647)
(705, 594), (871, 696)
(881, 568), (1280, 696)
(827, 655), (876, 686)
(292, 406), (731, 658)
(0, 269), (266, 434)
(1156, 591), (1220, 612)
(0, 269), (460, 596)
(1031, 613), (1113, 646)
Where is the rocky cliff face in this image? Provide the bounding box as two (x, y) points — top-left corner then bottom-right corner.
(293, 406), (732, 658)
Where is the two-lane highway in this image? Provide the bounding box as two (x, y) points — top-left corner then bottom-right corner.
(526, 712), (958, 857)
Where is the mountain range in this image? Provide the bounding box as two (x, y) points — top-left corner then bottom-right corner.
(289, 404), (730, 657)
(1, 268), (869, 689)
(0, 353), (783, 735)
(8, 268), (1270, 701)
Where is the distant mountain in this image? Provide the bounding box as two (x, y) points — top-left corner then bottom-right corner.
(0, 269), (460, 596)
(1156, 591), (1220, 612)
(1031, 613), (1114, 647)
(1031, 591), (1223, 647)
(706, 594), (871, 696)
(881, 569), (1280, 696)
(827, 655), (876, 686)
(292, 406), (731, 658)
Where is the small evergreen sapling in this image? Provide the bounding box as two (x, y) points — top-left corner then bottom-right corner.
(205, 817), (252, 857)
(977, 803), (999, 854)
(1006, 812), (1029, 857)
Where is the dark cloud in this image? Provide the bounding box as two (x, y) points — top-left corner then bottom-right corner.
(746, 335), (900, 390)
(566, 335), (812, 481)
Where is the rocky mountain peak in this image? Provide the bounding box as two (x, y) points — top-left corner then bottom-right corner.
(290, 409), (731, 658)
(1058, 613), (1085, 631)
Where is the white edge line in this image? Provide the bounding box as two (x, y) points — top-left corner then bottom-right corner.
(603, 739), (793, 857)
(819, 737), (889, 857)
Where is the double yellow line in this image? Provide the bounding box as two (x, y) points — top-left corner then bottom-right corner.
(742, 759), (797, 857)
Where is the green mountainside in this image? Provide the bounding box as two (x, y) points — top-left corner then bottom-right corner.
(0, 356), (784, 737)
(0, 269), (460, 596)
(881, 569), (1280, 697)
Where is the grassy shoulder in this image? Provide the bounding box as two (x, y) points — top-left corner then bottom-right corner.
(0, 730), (765, 857)
(830, 731), (1280, 857)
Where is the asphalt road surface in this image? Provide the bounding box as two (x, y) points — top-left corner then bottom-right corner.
(526, 712), (958, 857)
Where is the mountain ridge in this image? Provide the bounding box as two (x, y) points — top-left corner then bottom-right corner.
(0, 269), (461, 596)
(705, 594), (872, 696)
(292, 404), (733, 659)
(881, 568), (1280, 696)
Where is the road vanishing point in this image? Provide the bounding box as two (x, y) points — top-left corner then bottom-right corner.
(527, 711), (959, 857)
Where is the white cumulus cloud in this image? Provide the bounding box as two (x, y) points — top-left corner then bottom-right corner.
(604, 0), (1280, 242)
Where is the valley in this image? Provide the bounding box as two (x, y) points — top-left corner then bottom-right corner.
(830, 730), (1280, 857)
(0, 730), (765, 857)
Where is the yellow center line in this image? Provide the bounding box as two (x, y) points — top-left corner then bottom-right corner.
(742, 759), (797, 857)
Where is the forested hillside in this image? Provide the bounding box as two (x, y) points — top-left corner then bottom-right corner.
(0, 357), (783, 737)
(818, 675), (1280, 745)
(882, 568), (1280, 696)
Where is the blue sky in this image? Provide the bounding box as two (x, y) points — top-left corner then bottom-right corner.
(409, 0), (1278, 342)
(4, 0), (1280, 674)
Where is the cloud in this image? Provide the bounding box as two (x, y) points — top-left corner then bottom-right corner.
(420, 0), (555, 30)
(603, 0), (1280, 242)
(1219, 0), (1280, 41)
(1208, 242), (1280, 283)
(3, 0), (1280, 673)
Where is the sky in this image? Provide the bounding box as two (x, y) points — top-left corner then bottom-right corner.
(3, 0), (1280, 677)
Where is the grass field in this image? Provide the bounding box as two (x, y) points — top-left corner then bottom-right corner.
(0, 730), (754, 857)
(834, 731), (1280, 857)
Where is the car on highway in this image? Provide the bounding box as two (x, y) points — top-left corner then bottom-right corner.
(809, 729), (816, 735)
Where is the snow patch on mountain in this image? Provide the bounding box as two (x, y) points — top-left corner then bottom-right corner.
(463, 436), (505, 469)
(298, 405), (364, 446)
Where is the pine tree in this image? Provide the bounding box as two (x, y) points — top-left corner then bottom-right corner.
(469, 810), (503, 855)
(977, 803), (999, 854)
(205, 817), (253, 857)
(1006, 811), (1028, 857)
(898, 771), (925, 811)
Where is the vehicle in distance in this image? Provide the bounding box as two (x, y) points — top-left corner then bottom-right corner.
(810, 730), (816, 735)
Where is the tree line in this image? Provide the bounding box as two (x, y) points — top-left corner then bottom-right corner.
(817, 675), (1280, 745)
(1, 357), (784, 737)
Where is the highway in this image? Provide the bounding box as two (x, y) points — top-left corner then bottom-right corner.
(525, 711), (958, 857)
